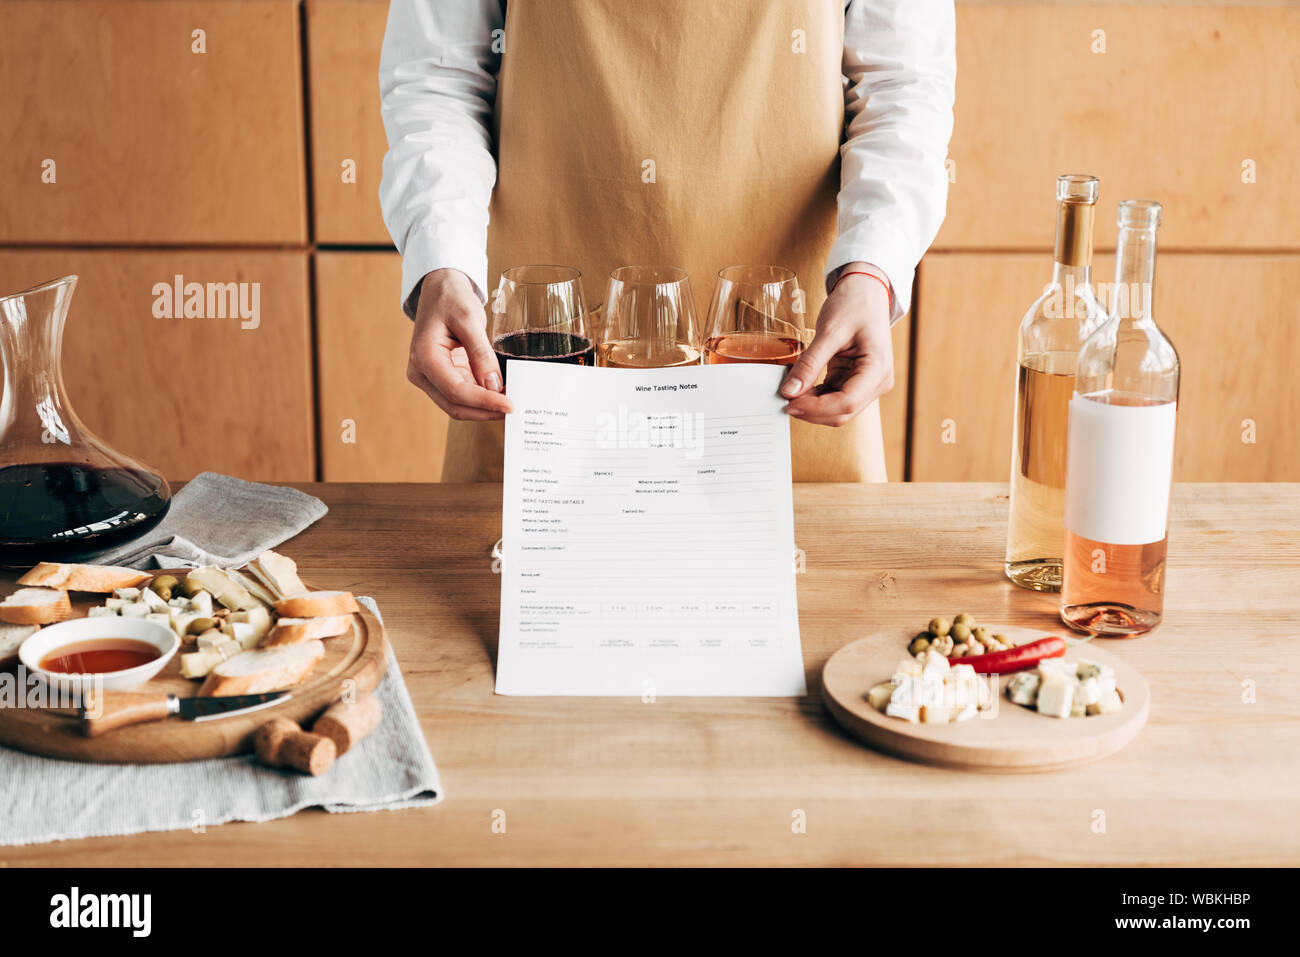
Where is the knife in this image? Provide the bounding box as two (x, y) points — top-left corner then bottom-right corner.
(79, 690), (289, 737)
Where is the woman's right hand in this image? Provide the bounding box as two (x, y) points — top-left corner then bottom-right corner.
(406, 268), (513, 420)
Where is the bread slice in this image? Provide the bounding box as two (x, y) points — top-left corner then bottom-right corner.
(247, 550), (308, 601)
(197, 640), (325, 697)
(273, 590), (359, 618)
(0, 623), (39, 668)
(18, 562), (151, 593)
(0, 587), (73, 625)
(263, 615), (353, 647)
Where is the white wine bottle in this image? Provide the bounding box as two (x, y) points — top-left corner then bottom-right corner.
(1004, 175), (1106, 591)
(1060, 200), (1179, 637)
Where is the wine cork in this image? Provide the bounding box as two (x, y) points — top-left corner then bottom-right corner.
(254, 716), (337, 776)
(312, 695), (382, 756)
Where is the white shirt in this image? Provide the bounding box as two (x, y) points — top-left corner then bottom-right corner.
(379, 1), (955, 324)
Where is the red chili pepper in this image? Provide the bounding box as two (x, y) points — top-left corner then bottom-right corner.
(949, 636), (1067, 674)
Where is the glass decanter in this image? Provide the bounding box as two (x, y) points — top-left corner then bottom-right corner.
(0, 275), (170, 566)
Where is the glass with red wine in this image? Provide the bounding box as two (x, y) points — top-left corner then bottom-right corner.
(490, 265), (596, 388)
(703, 265), (808, 366)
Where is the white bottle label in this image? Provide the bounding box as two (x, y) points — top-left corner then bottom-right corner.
(1064, 394), (1176, 546)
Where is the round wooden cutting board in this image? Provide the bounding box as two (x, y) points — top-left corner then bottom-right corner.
(0, 574), (388, 763)
(822, 625), (1149, 772)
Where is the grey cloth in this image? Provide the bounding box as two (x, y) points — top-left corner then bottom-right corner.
(87, 471), (329, 569)
(0, 599), (443, 847)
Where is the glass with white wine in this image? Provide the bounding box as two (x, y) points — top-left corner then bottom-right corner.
(1060, 199), (1179, 637)
(597, 266), (702, 368)
(1004, 175), (1107, 592)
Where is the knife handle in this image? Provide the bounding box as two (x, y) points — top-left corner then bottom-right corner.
(80, 692), (176, 737)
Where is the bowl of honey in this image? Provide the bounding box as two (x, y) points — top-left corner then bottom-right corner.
(19, 616), (179, 692)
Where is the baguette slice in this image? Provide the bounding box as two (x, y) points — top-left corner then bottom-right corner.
(18, 562), (151, 593)
(0, 623), (40, 668)
(197, 640), (325, 697)
(273, 590), (360, 618)
(0, 587), (73, 625)
(263, 615), (353, 647)
(247, 550), (308, 601)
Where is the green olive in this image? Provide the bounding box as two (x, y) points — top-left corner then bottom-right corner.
(950, 621), (972, 642)
(971, 626), (990, 643)
(952, 612), (976, 629)
(153, 585), (173, 601)
(928, 617), (951, 637)
(177, 576), (202, 598)
(992, 633), (1011, 647)
(186, 617), (219, 635)
(151, 574), (180, 593)
(908, 636), (931, 656)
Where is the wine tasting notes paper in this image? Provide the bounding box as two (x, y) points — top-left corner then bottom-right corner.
(497, 361), (806, 696)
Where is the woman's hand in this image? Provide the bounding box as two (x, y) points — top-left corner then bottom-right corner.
(406, 268), (513, 420)
(780, 263), (895, 426)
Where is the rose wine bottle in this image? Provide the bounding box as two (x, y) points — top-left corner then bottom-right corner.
(1004, 175), (1106, 591)
(1060, 200), (1179, 637)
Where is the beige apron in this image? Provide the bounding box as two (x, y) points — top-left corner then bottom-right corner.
(442, 0), (887, 483)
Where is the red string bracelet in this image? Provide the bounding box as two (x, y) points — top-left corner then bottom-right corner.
(831, 269), (893, 312)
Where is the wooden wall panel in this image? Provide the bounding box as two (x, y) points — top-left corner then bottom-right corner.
(911, 252), (1300, 483)
(881, 312), (911, 483)
(940, 4), (1300, 250)
(314, 252), (448, 480)
(306, 0), (392, 244)
(0, 0), (307, 244)
(0, 250), (314, 481)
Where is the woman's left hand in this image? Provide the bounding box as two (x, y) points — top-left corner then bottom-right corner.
(780, 263), (896, 426)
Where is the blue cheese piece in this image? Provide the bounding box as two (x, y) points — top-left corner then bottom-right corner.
(1005, 671), (1041, 706)
(87, 606), (119, 618)
(1035, 674), (1075, 719)
(140, 587), (168, 611)
(187, 590), (214, 617)
(113, 587), (141, 601)
(118, 603), (150, 619)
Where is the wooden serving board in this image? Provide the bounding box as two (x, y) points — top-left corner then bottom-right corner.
(0, 573), (388, 764)
(822, 625), (1150, 772)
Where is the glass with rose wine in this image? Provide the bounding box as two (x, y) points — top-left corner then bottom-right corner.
(703, 265), (807, 366)
(597, 266), (702, 368)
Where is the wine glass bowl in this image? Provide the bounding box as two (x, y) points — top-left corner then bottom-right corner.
(597, 265), (702, 369)
(703, 265), (807, 366)
(489, 265), (594, 386)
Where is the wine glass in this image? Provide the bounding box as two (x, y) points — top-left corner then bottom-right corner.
(489, 265), (594, 388)
(703, 264), (807, 366)
(488, 265), (594, 563)
(597, 266), (702, 368)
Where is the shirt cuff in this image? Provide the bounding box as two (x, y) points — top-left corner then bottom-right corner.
(825, 220), (916, 325)
(399, 227), (489, 319)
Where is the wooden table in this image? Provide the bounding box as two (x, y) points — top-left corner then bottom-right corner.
(4, 483), (1298, 866)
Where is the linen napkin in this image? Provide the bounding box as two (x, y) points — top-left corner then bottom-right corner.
(0, 599), (443, 847)
(85, 471), (329, 569)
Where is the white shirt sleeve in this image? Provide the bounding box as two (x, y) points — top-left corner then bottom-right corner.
(379, 0), (503, 315)
(830, 0), (956, 322)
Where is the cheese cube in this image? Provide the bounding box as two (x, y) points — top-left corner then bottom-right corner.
(885, 700), (919, 722)
(919, 704), (950, 724)
(1075, 676), (1101, 707)
(118, 603), (150, 619)
(1087, 690), (1124, 716)
(187, 590), (214, 617)
(1006, 671), (1041, 706)
(1036, 674), (1075, 719)
(87, 606), (119, 618)
(140, 587), (168, 611)
(1038, 658), (1078, 679)
(113, 587), (141, 600)
(221, 620), (258, 649)
(232, 606), (273, 642)
(921, 648), (950, 678)
(953, 703), (978, 722)
(105, 597), (132, 610)
(889, 676), (920, 708)
(1075, 660), (1102, 681)
(867, 682), (894, 712)
(146, 612), (172, 629)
